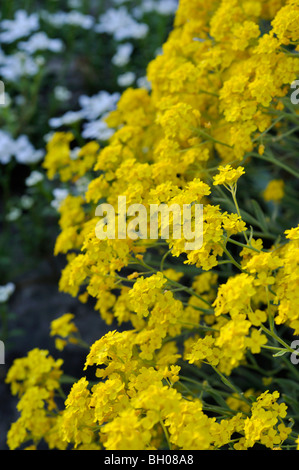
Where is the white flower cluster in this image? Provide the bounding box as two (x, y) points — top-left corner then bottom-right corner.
(0, 10), (39, 43)
(41, 1), (178, 41)
(0, 48), (40, 82)
(95, 7), (149, 41)
(112, 43), (134, 67)
(0, 1), (178, 154)
(25, 170), (44, 187)
(134, 0), (178, 16)
(49, 90), (120, 140)
(51, 188), (69, 211)
(0, 10), (64, 82)
(18, 32), (64, 54)
(41, 10), (95, 30)
(0, 130), (44, 165)
(0, 283), (15, 303)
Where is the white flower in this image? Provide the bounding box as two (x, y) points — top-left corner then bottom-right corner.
(44, 132), (55, 143)
(133, 0), (178, 18)
(49, 110), (84, 128)
(41, 11), (65, 27)
(0, 92), (10, 107)
(18, 32), (64, 54)
(0, 131), (44, 165)
(42, 10), (94, 29)
(54, 86), (72, 102)
(6, 207), (22, 222)
(0, 283), (15, 303)
(25, 170), (44, 186)
(20, 195), (34, 209)
(112, 42), (134, 67)
(66, 10), (95, 28)
(15, 94), (26, 106)
(51, 188), (69, 211)
(0, 10), (39, 43)
(70, 147), (81, 160)
(78, 91), (120, 121)
(75, 176), (90, 195)
(137, 75), (151, 90)
(82, 119), (115, 141)
(0, 130), (15, 164)
(95, 7), (149, 40)
(117, 71), (136, 87)
(49, 91), (120, 129)
(35, 55), (46, 66)
(155, 0), (178, 15)
(0, 52), (39, 81)
(68, 0), (83, 8)
(149, 0), (178, 15)
(14, 135), (44, 164)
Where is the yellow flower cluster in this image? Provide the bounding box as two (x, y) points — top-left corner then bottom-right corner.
(6, 0), (299, 450)
(213, 165), (245, 188)
(50, 313), (79, 351)
(5, 349), (65, 450)
(4, 330), (293, 450)
(263, 179), (285, 202)
(43, 134), (99, 183)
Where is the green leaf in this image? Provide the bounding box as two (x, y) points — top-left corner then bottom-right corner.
(250, 199), (268, 233)
(273, 349), (289, 357)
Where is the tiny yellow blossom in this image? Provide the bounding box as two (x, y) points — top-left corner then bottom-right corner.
(213, 165), (245, 187)
(263, 179), (285, 202)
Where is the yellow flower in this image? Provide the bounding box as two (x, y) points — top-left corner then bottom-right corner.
(213, 165), (245, 187)
(248, 309), (267, 326)
(6, 0), (299, 451)
(258, 144), (265, 155)
(50, 313), (78, 338)
(245, 328), (268, 354)
(186, 335), (220, 367)
(101, 408), (151, 450)
(285, 224), (299, 240)
(263, 179), (285, 202)
(50, 313), (79, 350)
(5, 348), (63, 397)
(243, 391), (290, 449)
(213, 273), (256, 318)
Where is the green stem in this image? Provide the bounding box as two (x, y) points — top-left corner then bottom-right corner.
(271, 125), (299, 142)
(210, 365), (251, 406)
(220, 243), (244, 272)
(227, 237), (261, 253)
(160, 249), (172, 273)
(252, 115), (285, 143)
(198, 89), (219, 98)
(230, 185), (249, 244)
(194, 128), (233, 148)
(260, 324), (296, 354)
(160, 419), (171, 450)
(249, 152), (299, 179)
